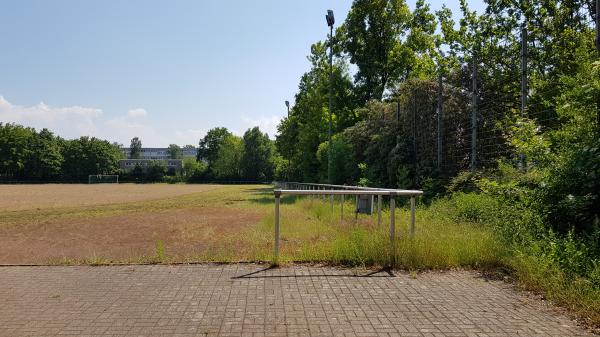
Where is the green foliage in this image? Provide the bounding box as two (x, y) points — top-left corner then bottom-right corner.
(212, 134), (243, 180)
(182, 157), (208, 182)
(145, 160), (167, 182)
(241, 127), (274, 181)
(316, 134), (356, 184)
(61, 136), (122, 181)
(167, 144), (183, 159)
(129, 137), (142, 159)
(273, 155), (293, 182)
(275, 41), (357, 183)
(197, 127), (231, 164)
(343, 0), (432, 101)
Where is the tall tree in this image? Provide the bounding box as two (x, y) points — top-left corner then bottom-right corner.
(62, 137), (121, 180)
(167, 144), (183, 159)
(211, 134), (243, 180)
(276, 41), (356, 182)
(342, 0), (412, 102)
(0, 123), (35, 179)
(197, 127), (231, 164)
(25, 128), (63, 180)
(241, 127), (274, 181)
(130, 137), (142, 159)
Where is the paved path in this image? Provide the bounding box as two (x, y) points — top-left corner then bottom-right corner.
(0, 264), (593, 337)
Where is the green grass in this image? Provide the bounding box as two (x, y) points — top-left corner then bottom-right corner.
(236, 195), (505, 270)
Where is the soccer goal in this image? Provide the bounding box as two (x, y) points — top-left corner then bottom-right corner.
(88, 175), (119, 184)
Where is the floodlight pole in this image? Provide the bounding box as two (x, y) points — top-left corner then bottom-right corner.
(326, 10), (334, 185)
(285, 101), (290, 117)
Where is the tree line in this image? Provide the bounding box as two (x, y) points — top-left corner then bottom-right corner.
(0, 122), (277, 183)
(0, 123), (122, 182)
(276, 0), (598, 188)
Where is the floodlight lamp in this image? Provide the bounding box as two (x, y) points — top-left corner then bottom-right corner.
(326, 10), (335, 27)
(285, 101), (290, 108)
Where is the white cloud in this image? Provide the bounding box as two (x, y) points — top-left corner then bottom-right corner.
(0, 95), (102, 138)
(127, 108), (147, 117)
(241, 115), (282, 138)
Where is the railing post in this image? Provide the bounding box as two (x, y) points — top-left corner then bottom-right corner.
(377, 195), (382, 226)
(341, 194), (344, 220)
(355, 195), (359, 221)
(274, 190), (281, 265)
(410, 196), (416, 237)
(389, 193), (396, 267)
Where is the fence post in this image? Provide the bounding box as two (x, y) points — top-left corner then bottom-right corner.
(377, 195), (382, 226)
(389, 193), (396, 267)
(341, 194), (344, 220)
(410, 196), (416, 237)
(520, 23), (528, 169)
(436, 65), (444, 170)
(355, 195), (359, 221)
(274, 190), (281, 265)
(470, 52), (478, 172)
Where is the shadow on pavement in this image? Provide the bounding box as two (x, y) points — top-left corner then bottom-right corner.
(232, 265), (395, 279)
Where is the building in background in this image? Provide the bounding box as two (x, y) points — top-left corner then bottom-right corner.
(119, 147), (197, 172)
(120, 147), (197, 160)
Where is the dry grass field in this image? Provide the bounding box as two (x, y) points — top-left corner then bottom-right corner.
(0, 183), (502, 271)
(0, 184), (270, 264)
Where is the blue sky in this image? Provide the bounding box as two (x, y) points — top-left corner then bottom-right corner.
(0, 0), (485, 146)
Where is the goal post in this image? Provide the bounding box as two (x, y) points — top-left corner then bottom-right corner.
(88, 175), (119, 184)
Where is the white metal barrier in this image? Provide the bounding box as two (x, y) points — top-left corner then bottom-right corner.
(272, 184), (423, 266)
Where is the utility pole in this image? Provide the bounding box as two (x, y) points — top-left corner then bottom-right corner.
(521, 23), (528, 168)
(326, 10), (335, 185)
(436, 64), (444, 170)
(471, 53), (477, 172)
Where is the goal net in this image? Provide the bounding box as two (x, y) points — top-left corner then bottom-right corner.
(88, 175), (119, 184)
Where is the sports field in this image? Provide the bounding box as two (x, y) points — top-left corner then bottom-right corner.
(0, 183), (501, 268)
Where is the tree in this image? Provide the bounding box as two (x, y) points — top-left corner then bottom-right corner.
(146, 160), (167, 182)
(130, 137), (142, 159)
(211, 134), (243, 180)
(0, 123), (36, 179)
(241, 127), (274, 181)
(197, 127), (231, 164)
(342, 0), (413, 102)
(316, 134), (356, 184)
(167, 144), (183, 159)
(25, 128), (63, 180)
(182, 157), (208, 182)
(62, 137), (121, 180)
(275, 41), (356, 182)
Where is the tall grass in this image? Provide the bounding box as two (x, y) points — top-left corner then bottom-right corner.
(239, 196), (505, 270)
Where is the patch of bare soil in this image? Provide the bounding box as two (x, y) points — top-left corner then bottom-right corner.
(0, 206), (264, 264)
(0, 184), (220, 211)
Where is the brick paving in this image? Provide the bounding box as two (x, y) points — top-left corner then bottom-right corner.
(0, 264), (593, 337)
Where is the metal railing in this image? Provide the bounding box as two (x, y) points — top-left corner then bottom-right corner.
(272, 182), (423, 266)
